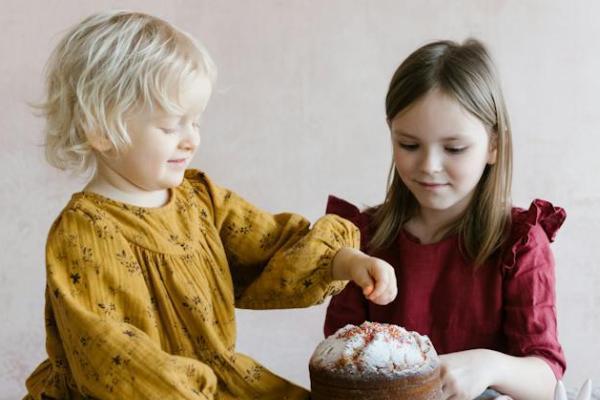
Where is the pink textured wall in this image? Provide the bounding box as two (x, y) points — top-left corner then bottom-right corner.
(1, 1), (599, 397)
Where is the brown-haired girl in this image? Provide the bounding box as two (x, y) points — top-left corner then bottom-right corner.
(325, 39), (565, 399)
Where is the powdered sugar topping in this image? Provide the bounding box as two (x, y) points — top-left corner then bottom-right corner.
(310, 322), (438, 377)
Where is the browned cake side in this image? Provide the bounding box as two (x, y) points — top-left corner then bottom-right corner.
(309, 363), (443, 400)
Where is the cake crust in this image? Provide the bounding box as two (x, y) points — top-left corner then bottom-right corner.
(310, 363), (442, 400)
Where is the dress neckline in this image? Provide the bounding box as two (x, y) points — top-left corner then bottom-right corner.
(399, 228), (457, 247)
(72, 187), (177, 214)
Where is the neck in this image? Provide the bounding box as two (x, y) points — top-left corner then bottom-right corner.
(84, 160), (169, 208)
(405, 212), (451, 244)
(406, 195), (473, 244)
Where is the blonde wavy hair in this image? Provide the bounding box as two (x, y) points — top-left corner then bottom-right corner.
(40, 10), (217, 175)
(369, 39), (513, 267)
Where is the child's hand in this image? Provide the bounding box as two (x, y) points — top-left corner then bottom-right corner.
(439, 349), (493, 400)
(331, 247), (397, 305)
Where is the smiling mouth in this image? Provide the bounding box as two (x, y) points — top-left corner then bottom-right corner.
(168, 158), (187, 164)
(416, 181), (449, 188)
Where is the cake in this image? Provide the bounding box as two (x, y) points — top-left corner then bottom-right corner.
(309, 322), (443, 400)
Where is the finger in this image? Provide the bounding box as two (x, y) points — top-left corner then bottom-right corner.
(353, 268), (375, 297)
(372, 272), (396, 305)
(438, 360), (449, 380)
(441, 386), (457, 400)
(439, 370), (457, 400)
(358, 273), (375, 296)
(366, 275), (388, 304)
(366, 263), (388, 300)
(367, 282), (386, 302)
(386, 266), (398, 301)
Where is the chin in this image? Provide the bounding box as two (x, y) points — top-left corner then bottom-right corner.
(171, 176), (186, 188)
(417, 197), (458, 211)
(157, 177), (184, 189)
(165, 169), (187, 186)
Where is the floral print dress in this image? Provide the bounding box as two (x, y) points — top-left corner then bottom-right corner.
(25, 170), (359, 400)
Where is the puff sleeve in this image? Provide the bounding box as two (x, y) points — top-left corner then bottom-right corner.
(501, 199), (567, 379)
(187, 171), (360, 309)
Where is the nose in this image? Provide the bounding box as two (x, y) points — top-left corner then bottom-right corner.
(179, 123), (200, 152)
(419, 148), (443, 174)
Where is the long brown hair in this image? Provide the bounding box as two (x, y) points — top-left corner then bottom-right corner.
(369, 39), (513, 267)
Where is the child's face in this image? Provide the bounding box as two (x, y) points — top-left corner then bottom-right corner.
(389, 89), (496, 218)
(99, 74), (212, 192)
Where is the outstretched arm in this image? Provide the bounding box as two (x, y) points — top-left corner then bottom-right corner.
(196, 172), (396, 309)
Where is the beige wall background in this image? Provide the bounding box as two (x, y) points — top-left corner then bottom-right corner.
(1, 0), (599, 397)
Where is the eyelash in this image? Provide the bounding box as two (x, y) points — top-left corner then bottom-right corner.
(398, 143), (468, 154)
(399, 143), (418, 151)
(446, 147), (467, 154)
(160, 122), (201, 135)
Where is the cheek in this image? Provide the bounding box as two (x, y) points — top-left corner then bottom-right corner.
(140, 138), (176, 161)
(449, 152), (489, 183)
(393, 148), (408, 169)
(121, 145), (168, 174)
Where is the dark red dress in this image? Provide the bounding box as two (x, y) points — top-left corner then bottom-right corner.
(324, 196), (566, 378)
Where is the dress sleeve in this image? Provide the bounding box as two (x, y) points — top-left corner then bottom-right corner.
(42, 209), (218, 399)
(501, 199), (567, 379)
(323, 196), (370, 337)
(187, 171), (360, 309)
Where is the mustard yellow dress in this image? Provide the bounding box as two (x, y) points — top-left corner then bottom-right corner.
(25, 170), (359, 400)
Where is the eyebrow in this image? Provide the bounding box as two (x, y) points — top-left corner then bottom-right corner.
(153, 115), (180, 121)
(153, 113), (201, 122)
(391, 130), (466, 142)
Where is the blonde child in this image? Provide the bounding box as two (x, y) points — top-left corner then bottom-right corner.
(24, 11), (397, 399)
(324, 39), (565, 400)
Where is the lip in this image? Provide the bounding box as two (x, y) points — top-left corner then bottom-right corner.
(167, 158), (188, 165)
(416, 181), (449, 190)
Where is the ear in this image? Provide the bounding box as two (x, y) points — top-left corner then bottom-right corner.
(85, 129), (113, 152)
(487, 131), (498, 165)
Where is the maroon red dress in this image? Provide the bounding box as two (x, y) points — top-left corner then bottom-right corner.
(324, 196), (566, 378)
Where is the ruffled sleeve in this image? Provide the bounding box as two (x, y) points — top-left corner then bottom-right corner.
(323, 196), (371, 337)
(501, 199), (567, 378)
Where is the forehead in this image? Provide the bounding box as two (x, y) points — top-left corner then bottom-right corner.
(173, 74), (213, 114)
(390, 89), (488, 142)
(146, 73), (213, 119)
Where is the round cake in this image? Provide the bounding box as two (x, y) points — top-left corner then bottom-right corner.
(309, 322), (443, 400)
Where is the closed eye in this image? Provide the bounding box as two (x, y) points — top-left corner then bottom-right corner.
(399, 143), (419, 151)
(160, 127), (177, 134)
(445, 146), (468, 154)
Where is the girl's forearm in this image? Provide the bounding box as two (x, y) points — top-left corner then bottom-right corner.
(488, 350), (556, 400)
